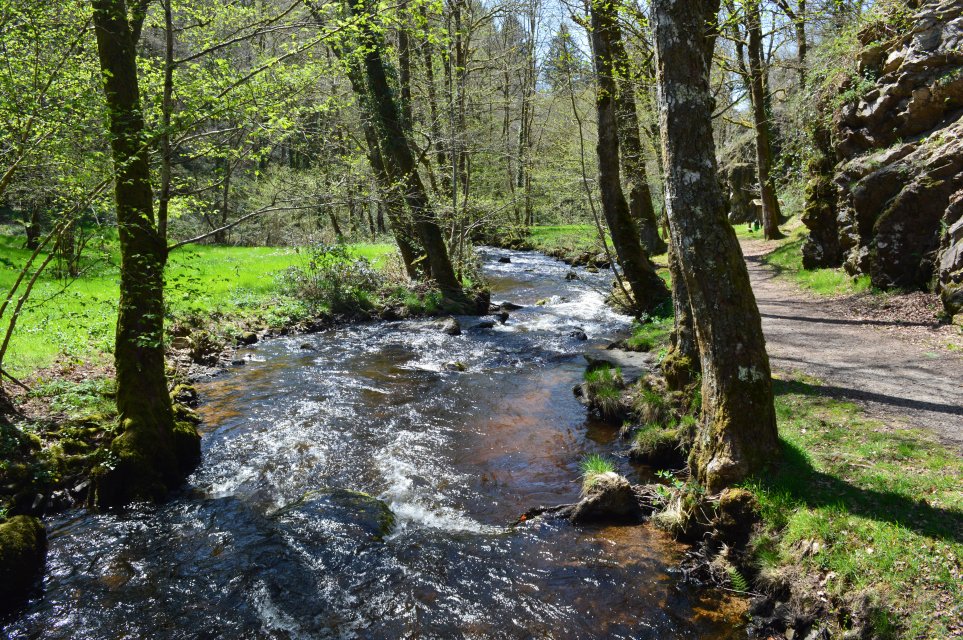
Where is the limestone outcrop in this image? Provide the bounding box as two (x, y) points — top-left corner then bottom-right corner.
(802, 0), (963, 314)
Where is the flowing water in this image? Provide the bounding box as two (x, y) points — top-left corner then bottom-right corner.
(4, 248), (746, 639)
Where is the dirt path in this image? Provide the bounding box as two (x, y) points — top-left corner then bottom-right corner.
(741, 240), (963, 450)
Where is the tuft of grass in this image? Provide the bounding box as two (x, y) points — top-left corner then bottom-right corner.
(743, 374), (963, 638)
(580, 453), (616, 491)
(583, 365), (625, 420)
(623, 310), (673, 352)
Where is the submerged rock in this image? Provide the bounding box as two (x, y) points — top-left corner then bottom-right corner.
(470, 320), (496, 330)
(0, 515), (47, 612)
(570, 472), (645, 524)
(271, 488), (396, 541)
(565, 270), (580, 281)
(498, 301), (524, 311)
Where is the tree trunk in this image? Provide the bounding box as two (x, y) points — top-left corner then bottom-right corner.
(90, 0), (199, 507)
(397, 3), (414, 130)
(747, 0), (784, 240)
(350, 0), (465, 303)
(661, 235), (700, 390)
(23, 206), (42, 250)
(651, 0), (778, 492)
(607, 13), (667, 256)
(589, 0), (670, 314)
(420, 12), (449, 195)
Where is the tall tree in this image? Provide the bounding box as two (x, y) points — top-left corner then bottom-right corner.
(745, 0), (784, 239)
(607, 3), (667, 256)
(347, 0), (467, 305)
(90, 0), (199, 506)
(651, 0), (778, 491)
(588, 0), (669, 313)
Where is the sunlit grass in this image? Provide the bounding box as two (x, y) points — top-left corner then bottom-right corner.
(580, 453), (616, 491)
(0, 235), (395, 375)
(744, 374), (963, 638)
(764, 237), (872, 296)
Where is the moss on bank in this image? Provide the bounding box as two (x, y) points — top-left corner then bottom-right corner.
(0, 515), (46, 612)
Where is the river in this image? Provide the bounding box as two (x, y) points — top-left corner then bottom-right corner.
(3, 248), (745, 639)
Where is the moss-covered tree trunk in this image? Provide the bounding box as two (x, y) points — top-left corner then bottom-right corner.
(747, 0), (784, 240)
(662, 235), (700, 389)
(349, 0), (466, 305)
(589, 0), (669, 314)
(91, 0), (199, 507)
(651, 0), (778, 492)
(607, 12), (667, 256)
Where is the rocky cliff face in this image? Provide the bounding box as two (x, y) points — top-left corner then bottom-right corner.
(802, 0), (963, 315)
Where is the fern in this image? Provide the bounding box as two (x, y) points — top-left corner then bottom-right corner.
(727, 566), (749, 592)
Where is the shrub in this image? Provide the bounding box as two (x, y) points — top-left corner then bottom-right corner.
(277, 244), (383, 316)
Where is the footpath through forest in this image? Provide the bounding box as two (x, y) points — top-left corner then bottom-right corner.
(741, 239), (963, 450)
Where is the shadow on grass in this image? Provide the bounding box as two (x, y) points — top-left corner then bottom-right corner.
(758, 379), (963, 545)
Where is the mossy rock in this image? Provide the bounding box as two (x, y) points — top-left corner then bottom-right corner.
(170, 384), (199, 408)
(0, 515), (46, 612)
(630, 425), (685, 468)
(712, 488), (761, 547)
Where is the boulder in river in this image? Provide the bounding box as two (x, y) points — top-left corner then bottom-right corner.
(499, 301), (524, 311)
(0, 515), (47, 613)
(568, 328), (588, 341)
(570, 472), (645, 524)
(565, 270), (580, 281)
(470, 320), (496, 330)
(439, 317), (461, 336)
(496, 311), (510, 324)
(498, 256), (512, 264)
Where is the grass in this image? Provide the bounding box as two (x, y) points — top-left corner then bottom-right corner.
(623, 308), (674, 352)
(580, 453), (616, 491)
(526, 224), (606, 256)
(764, 237), (872, 296)
(583, 364), (625, 420)
(738, 224), (872, 296)
(743, 373), (963, 638)
(0, 235), (396, 376)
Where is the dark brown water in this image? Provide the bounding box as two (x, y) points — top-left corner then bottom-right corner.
(3, 248), (746, 639)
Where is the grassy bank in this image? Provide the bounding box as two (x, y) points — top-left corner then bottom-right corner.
(0, 235), (396, 376)
(738, 225), (872, 296)
(743, 372), (963, 638)
(526, 224), (606, 256)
